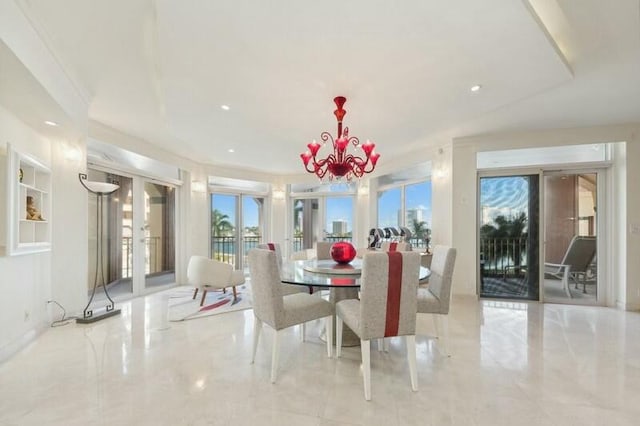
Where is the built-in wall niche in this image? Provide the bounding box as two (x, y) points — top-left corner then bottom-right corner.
(6, 143), (51, 255)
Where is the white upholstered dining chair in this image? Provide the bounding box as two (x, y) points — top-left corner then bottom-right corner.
(417, 245), (457, 356)
(257, 243), (306, 296)
(336, 251), (421, 400)
(248, 248), (334, 383)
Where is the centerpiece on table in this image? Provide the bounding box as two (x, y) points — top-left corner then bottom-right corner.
(330, 241), (357, 264)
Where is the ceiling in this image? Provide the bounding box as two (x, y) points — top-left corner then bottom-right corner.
(15, 0), (640, 176)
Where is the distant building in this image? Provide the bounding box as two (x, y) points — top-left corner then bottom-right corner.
(403, 206), (430, 228)
(332, 220), (348, 235)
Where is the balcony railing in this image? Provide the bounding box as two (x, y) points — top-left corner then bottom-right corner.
(121, 236), (162, 277)
(211, 235), (262, 267)
(479, 237), (528, 277)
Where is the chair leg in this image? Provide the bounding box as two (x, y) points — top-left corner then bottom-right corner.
(325, 315), (333, 358)
(251, 316), (262, 364)
(438, 315), (451, 357)
(271, 330), (281, 384)
(406, 335), (418, 391)
(200, 289), (207, 306)
(361, 339), (371, 401)
(562, 268), (572, 298)
(336, 317), (343, 358)
(433, 314), (441, 339)
(192, 288), (198, 300)
(232, 286), (237, 300)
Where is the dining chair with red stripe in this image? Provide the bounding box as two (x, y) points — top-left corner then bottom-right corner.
(417, 245), (457, 356)
(381, 241), (411, 252)
(335, 251), (421, 400)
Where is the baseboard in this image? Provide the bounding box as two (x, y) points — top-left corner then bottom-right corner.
(0, 323), (47, 364)
(624, 301), (640, 311)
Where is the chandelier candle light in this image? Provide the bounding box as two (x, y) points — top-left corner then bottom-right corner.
(300, 96), (380, 180)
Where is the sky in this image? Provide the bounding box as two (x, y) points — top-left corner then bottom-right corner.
(378, 181), (432, 228)
(479, 176), (530, 226)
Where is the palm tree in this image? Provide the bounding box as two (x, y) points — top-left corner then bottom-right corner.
(410, 219), (431, 249)
(212, 209), (233, 236)
(481, 212), (528, 276)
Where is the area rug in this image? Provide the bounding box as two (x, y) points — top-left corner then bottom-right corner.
(168, 284), (252, 322)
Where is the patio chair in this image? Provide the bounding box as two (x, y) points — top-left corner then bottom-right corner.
(544, 236), (596, 298)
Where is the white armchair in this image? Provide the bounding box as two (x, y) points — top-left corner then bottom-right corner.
(187, 256), (245, 306)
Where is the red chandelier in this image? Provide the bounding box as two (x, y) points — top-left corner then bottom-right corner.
(300, 96), (380, 180)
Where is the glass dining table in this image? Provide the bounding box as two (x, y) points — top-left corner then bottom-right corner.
(280, 258), (431, 346)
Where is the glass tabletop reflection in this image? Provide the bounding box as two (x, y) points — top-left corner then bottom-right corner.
(280, 259), (430, 288)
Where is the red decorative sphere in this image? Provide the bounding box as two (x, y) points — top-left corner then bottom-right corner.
(330, 242), (357, 264)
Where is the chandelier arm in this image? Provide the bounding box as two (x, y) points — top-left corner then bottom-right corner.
(320, 132), (334, 145)
(348, 136), (360, 148)
(346, 154), (374, 178)
(315, 154), (337, 179)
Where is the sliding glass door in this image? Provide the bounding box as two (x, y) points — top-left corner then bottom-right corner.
(542, 171), (601, 304)
(478, 174), (540, 300)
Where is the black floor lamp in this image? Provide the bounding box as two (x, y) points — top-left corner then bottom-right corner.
(77, 173), (122, 324)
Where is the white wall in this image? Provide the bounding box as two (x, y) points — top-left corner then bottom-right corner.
(451, 124), (640, 310)
(623, 141), (640, 310)
(0, 106), (53, 361)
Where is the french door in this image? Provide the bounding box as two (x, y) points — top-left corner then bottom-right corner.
(289, 195), (354, 256)
(211, 193), (265, 273)
(87, 168), (177, 301)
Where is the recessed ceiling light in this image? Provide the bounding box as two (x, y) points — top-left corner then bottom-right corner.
(470, 85), (482, 92)
(228, 148), (235, 153)
(221, 105), (230, 111)
(44, 120), (59, 126)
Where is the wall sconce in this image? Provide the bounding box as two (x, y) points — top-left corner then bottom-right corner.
(434, 168), (446, 179)
(64, 145), (82, 162)
(357, 183), (369, 196)
(191, 180), (206, 193)
(272, 189), (286, 200)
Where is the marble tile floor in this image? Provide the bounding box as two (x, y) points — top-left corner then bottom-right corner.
(1, 290), (639, 426)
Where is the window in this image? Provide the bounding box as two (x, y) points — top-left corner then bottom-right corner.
(376, 162), (432, 249)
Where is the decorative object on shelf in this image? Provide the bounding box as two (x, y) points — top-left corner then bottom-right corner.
(25, 195), (45, 221)
(77, 173), (121, 324)
(19, 168), (23, 183)
(330, 241), (357, 264)
(300, 96), (380, 181)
